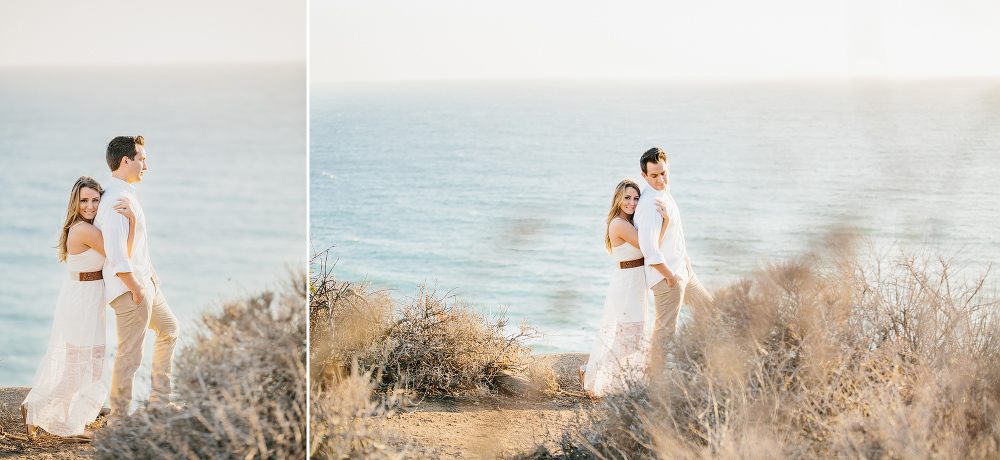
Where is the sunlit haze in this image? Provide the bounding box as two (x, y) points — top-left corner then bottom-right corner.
(312, 0), (1000, 82)
(0, 0), (305, 66)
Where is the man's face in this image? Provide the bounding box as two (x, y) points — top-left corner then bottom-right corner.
(122, 145), (147, 184)
(641, 160), (669, 191)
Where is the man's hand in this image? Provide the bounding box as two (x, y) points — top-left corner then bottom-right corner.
(118, 271), (146, 305)
(651, 263), (679, 288)
(132, 288), (146, 306)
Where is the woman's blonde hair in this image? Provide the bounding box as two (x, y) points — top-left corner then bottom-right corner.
(57, 176), (103, 263)
(604, 179), (641, 253)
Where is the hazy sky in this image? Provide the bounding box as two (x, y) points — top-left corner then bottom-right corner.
(0, 0), (305, 66)
(312, 0), (1000, 82)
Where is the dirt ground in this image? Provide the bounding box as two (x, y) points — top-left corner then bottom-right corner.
(388, 394), (594, 459)
(2, 353), (596, 459)
(385, 353), (599, 459)
(0, 387), (102, 460)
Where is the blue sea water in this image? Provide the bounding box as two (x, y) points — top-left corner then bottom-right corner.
(311, 78), (1000, 354)
(0, 64), (306, 395)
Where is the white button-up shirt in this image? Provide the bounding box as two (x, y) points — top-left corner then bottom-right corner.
(634, 185), (690, 289)
(94, 177), (158, 301)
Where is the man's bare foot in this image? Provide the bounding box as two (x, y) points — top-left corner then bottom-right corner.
(151, 402), (184, 414)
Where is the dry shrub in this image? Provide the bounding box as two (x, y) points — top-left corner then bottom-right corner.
(94, 272), (307, 459)
(357, 287), (537, 395)
(309, 248), (416, 458)
(309, 366), (431, 459)
(309, 247), (536, 395)
(309, 247), (537, 457)
(309, 248), (394, 388)
(521, 236), (1000, 459)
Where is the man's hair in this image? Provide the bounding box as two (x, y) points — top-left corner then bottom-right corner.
(106, 135), (145, 172)
(640, 147), (668, 174)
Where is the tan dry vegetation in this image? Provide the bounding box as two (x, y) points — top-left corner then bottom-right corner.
(309, 247), (551, 458)
(518, 236), (1000, 459)
(309, 247), (538, 395)
(92, 273), (307, 459)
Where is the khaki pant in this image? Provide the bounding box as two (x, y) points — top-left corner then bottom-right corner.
(108, 279), (179, 417)
(648, 271), (714, 374)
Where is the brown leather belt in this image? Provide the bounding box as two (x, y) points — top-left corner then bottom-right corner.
(619, 257), (644, 269)
(70, 271), (103, 281)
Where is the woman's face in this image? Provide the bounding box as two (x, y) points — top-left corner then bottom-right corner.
(620, 186), (640, 215)
(79, 187), (101, 221)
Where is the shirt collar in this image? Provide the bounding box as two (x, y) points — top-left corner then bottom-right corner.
(643, 184), (670, 197)
(108, 176), (136, 195)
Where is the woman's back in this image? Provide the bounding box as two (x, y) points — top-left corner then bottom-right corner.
(66, 247), (105, 272)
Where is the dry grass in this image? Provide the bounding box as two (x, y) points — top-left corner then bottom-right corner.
(93, 271), (307, 460)
(309, 247), (537, 395)
(308, 247), (541, 458)
(309, 366), (431, 460)
(519, 236), (1000, 459)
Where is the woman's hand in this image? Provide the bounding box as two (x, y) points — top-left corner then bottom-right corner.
(114, 197), (136, 222)
(655, 197), (670, 226)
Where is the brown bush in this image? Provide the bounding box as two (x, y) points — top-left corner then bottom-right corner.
(518, 237), (1000, 459)
(310, 247), (542, 457)
(309, 248), (394, 388)
(309, 366), (430, 459)
(93, 271), (307, 459)
(309, 247), (537, 395)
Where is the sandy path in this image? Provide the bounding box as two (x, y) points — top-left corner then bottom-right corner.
(388, 397), (590, 459)
(0, 387), (101, 459)
(384, 352), (595, 458)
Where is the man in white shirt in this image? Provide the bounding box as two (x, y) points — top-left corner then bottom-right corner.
(94, 135), (179, 421)
(633, 147), (714, 373)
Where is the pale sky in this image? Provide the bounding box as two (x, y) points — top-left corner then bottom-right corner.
(312, 0), (1000, 82)
(0, 0), (305, 66)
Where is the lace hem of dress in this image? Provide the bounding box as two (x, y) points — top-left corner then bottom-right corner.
(599, 321), (647, 360)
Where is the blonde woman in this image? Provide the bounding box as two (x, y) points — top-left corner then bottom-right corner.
(582, 179), (669, 396)
(21, 176), (134, 442)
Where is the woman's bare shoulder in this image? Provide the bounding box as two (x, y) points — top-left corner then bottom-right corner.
(608, 217), (635, 232)
(68, 222), (100, 239)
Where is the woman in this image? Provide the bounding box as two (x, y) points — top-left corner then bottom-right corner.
(20, 176), (135, 442)
(582, 179), (669, 396)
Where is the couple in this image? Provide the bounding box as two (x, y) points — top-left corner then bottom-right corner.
(583, 147), (715, 396)
(20, 136), (180, 441)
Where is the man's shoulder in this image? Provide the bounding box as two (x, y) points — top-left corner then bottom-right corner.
(101, 183), (125, 199)
(636, 189), (656, 203)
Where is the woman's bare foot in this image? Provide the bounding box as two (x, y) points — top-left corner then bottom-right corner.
(20, 405), (38, 441)
(62, 429), (94, 443)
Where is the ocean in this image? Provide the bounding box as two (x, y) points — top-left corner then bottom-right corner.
(311, 77), (1000, 354)
(0, 64), (306, 395)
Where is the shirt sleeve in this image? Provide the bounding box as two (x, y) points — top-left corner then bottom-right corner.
(635, 199), (665, 266)
(103, 208), (134, 275)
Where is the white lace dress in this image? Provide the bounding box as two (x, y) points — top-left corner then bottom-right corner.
(583, 242), (653, 396)
(22, 247), (110, 436)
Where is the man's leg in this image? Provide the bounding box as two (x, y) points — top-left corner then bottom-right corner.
(146, 282), (179, 409)
(108, 291), (152, 419)
(649, 278), (685, 375)
(682, 272), (715, 319)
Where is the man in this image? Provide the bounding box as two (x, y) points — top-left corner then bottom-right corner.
(633, 147), (714, 373)
(94, 135), (179, 421)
